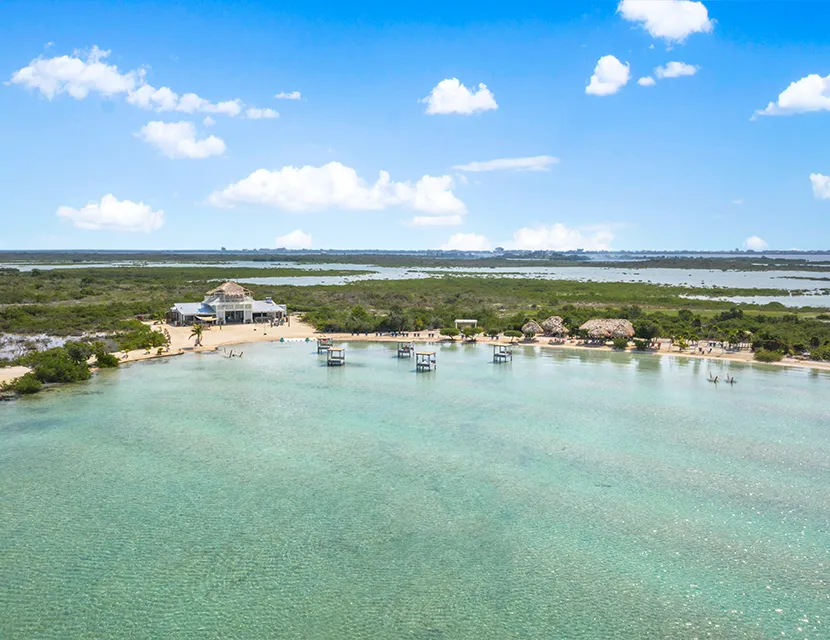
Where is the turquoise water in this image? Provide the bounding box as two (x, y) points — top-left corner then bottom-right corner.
(1, 343), (829, 638)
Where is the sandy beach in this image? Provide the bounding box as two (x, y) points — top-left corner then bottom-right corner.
(3, 315), (830, 387)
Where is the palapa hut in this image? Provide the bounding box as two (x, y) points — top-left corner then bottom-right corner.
(521, 320), (544, 339)
(541, 315), (569, 337)
(579, 319), (636, 342)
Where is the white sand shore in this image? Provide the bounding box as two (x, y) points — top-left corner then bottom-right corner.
(3, 316), (829, 388)
(0, 366), (31, 385)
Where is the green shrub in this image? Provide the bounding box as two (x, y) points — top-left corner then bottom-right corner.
(13, 372), (43, 394)
(22, 347), (91, 383)
(634, 320), (659, 340)
(65, 341), (94, 364)
(754, 348), (785, 363)
(439, 327), (460, 340)
(115, 322), (167, 351)
(810, 345), (830, 361)
(612, 337), (629, 350)
(632, 338), (649, 351)
(94, 351), (120, 368)
(503, 330), (522, 341)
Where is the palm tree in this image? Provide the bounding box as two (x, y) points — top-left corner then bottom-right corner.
(152, 311), (166, 325)
(190, 324), (204, 347)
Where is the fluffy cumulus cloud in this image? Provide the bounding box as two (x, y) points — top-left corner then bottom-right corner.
(452, 156), (559, 172)
(440, 233), (491, 251)
(244, 107), (279, 119)
(810, 173), (830, 199)
(8, 46), (141, 99)
(638, 76), (656, 87)
(757, 74), (830, 117)
(654, 61), (699, 79)
(421, 78), (498, 115)
(56, 194), (164, 232)
(9, 45), (269, 119)
(743, 236), (769, 251)
(275, 229), (312, 249)
(274, 91), (301, 100)
(585, 56), (630, 96)
(128, 86), (244, 117)
(136, 121), (226, 159)
(617, 0), (714, 42)
(207, 162), (466, 217)
(508, 223), (614, 251)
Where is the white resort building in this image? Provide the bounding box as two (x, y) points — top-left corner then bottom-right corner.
(168, 281), (287, 326)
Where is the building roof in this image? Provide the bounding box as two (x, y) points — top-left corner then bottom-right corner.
(522, 320), (544, 335)
(579, 319), (635, 339)
(172, 302), (215, 316)
(541, 315), (569, 334)
(206, 281), (252, 298)
(252, 300), (287, 313)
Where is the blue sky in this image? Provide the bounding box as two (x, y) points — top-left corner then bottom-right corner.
(2, 0), (830, 251)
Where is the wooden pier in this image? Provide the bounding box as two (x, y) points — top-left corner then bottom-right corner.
(493, 344), (513, 363)
(317, 337), (333, 353)
(397, 341), (414, 358)
(415, 351), (436, 372)
(327, 347), (346, 366)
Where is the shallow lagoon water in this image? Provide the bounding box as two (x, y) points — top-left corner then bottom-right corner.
(1, 343), (829, 638)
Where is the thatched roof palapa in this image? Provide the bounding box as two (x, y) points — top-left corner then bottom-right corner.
(541, 315), (569, 336)
(521, 320), (544, 336)
(579, 319), (635, 339)
(206, 281), (252, 299)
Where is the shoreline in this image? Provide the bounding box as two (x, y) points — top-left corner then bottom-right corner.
(3, 317), (830, 387)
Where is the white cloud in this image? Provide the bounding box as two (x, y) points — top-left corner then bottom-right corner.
(585, 55), (630, 96)
(508, 223), (614, 251)
(409, 215), (464, 227)
(127, 86), (246, 117)
(617, 0), (714, 43)
(245, 107), (279, 119)
(654, 61), (699, 79)
(275, 229), (312, 249)
(638, 76), (656, 86)
(136, 121), (226, 159)
(9, 46), (142, 99)
(422, 78), (498, 115)
(275, 91), (301, 100)
(743, 236), (768, 251)
(810, 173), (830, 199)
(452, 155), (559, 172)
(56, 194), (164, 232)
(756, 74), (830, 117)
(732, 198), (744, 205)
(9, 46), (266, 119)
(197, 98), (243, 117)
(207, 162), (466, 215)
(126, 84), (179, 110)
(203, 116), (216, 127)
(440, 233), (490, 251)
